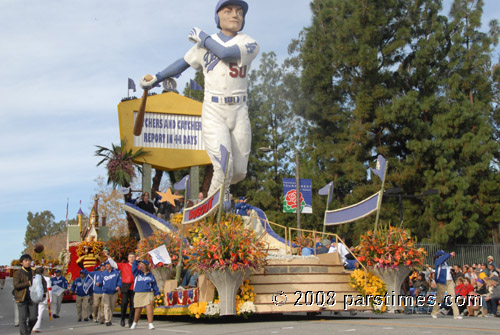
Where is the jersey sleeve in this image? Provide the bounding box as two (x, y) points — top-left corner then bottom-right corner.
(184, 44), (204, 71)
(236, 35), (259, 68)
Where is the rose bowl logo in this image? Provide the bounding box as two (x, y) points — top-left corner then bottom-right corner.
(283, 190), (305, 213)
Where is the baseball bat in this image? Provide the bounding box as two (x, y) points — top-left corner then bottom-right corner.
(133, 74), (153, 136)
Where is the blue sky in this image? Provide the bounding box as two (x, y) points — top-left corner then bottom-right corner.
(0, 1), (499, 265)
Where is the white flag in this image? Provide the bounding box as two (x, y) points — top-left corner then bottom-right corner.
(148, 244), (171, 265)
(51, 285), (65, 297)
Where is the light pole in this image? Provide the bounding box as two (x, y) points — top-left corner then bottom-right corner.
(259, 147), (301, 231)
(383, 188), (438, 225)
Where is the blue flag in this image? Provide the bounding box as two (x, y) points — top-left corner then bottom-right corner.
(190, 79), (203, 91)
(318, 181), (334, 205)
(128, 78), (136, 92)
(215, 144), (229, 175)
(370, 155), (387, 182)
(174, 175), (190, 200)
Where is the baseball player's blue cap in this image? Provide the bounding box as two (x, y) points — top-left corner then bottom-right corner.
(214, 0), (248, 31)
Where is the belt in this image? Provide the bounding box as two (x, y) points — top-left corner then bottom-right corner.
(211, 95), (247, 105)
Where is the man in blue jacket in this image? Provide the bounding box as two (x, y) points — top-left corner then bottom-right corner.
(50, 269), (68, 319)
(80, 263), (106, 324)
(431, 250), (462, 319)
(71, 271), (90, 322)
(97, 261), (122, 326)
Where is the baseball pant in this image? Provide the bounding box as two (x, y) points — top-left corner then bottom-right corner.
(431, 280), (459, 317)
(103, 293), (118, 323)
(93, 293), (104, 322)
(120, 289), (135, 325)
(75, 295), (89, 319)
(17, 301), (38, 335)
(202, 101), (251, 195)
(33, 302), (48, 330)
(53, 292), (63, 315)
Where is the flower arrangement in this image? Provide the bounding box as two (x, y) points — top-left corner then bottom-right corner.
(105, 236), (138, 262)
(154, 292), (165, 307)
(236, 280), (256, 317)
(76, 241), (105, 257)
(188, 301), (208, 319)
(354, 226), (426, 269)
(186, 213), (267, 273)
(350, 269), (387, 311)
(136, 230), (182, 268)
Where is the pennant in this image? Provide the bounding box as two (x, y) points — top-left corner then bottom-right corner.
(83, 274), (94, 294)
(65, 198), (69, 226)
(183, 186), (222, 224)
(128, 78), (136, 92)
(148, 245), (172, 265)
(174, 175), (190, 200)
(324, 192), (380, 226)
(370, 155), (387, 182)
(190, 79), (203, 91)
(215, 144), (229, 175)
(318, 181), (334, 205)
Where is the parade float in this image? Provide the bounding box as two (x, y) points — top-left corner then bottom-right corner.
(112, 90), (406, 317)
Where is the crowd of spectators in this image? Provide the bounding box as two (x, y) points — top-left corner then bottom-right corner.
(403, 255), (500, 317)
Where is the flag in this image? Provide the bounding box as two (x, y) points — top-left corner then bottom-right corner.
(65, 198), (69, 226)
(83, 274), (94, 294)
(174, 175), (190, 200)
(190, 79), (203, 91)
(51, 285), (65, 297)
(148, 245), (172, 265)
(215, 144), (229, 174)
(128, 78), (136, 92)
(318, 181), (334, 205)
(370, 155), (387, 182)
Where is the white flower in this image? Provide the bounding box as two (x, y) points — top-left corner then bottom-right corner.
(239, 301), (256, 314)
(205, 302), (220, 316)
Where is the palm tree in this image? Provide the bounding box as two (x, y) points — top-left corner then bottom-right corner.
(95, 140), (147, 237)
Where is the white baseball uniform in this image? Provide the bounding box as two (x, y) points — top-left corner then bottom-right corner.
(184, 33), (259, 195)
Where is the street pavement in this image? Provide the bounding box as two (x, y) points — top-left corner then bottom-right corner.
(2, 277), (500, 335)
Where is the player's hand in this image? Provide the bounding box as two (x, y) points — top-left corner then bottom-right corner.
(140, 74), (157, 90)
(188, 27), (209, 46)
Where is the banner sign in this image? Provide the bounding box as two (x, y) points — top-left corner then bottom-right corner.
(83, 274), (94, 294)
(133, 112), (205, 150)
(182, 186), (222, 224)
(324, 192), (380, 226)
(283, 178), (312, 214)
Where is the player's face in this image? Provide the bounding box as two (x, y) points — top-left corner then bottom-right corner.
(218, 5), (243, 36)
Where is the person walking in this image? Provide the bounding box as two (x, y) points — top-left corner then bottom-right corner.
(130, 259), (160, 330)
(98, 261), (122, 326)
(32, 267), (51, 333)
(107, 251), (136, 327)
(71, 271), (90, 322)
(50, 269), (68, 318)
(80, 262), (106, 324)
(431, 250), (462, 319)
(13, 254), (38, 335)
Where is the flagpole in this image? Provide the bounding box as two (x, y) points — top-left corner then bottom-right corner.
(322, 184), (332, 234)
(175, 176), (189, 286)
(374, 160), (388, 233)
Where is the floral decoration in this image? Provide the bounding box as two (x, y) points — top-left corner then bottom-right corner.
(154, 292), (165, 307)
(186, 213), (267, 273)
(136, 230), (182, 269)
(353, 226), (426, 269)
(350, 269), (387, 311)
(236, 279), (256, 317)
(76, 241), (105, 257)
(105, 236), (138, 262)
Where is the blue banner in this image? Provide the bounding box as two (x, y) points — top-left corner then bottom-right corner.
(324, 192), (380, 226)
(283, 178), (312, 214)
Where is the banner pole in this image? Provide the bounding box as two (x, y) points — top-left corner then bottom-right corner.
(374, 160), (388, 233)
(322, 183), (332, 234)
(176, 176), (189, 286)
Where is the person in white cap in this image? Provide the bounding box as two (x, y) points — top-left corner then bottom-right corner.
(140, 0), (259, 200)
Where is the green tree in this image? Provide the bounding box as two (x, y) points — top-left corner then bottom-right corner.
(24, 210), (67, 247)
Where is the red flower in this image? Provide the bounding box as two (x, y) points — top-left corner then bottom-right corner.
(232, 263), (238, 271)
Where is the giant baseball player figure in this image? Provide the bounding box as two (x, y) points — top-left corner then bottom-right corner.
(140, 0), (259, 198)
